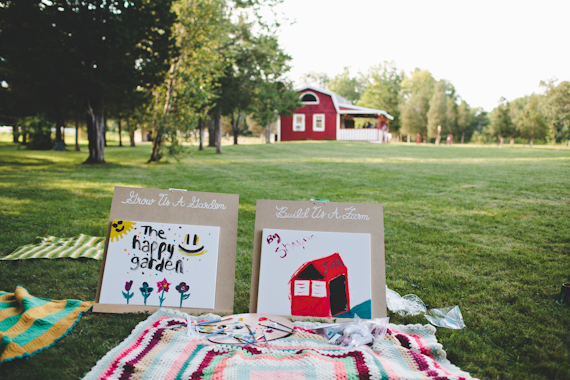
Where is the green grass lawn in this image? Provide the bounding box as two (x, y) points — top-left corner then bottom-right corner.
(0, 137), (569, 379)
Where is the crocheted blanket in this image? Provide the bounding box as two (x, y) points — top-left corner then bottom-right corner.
(84, 309), (478, 380)
(1, 234), (104, 260)
(0, 286), (94, 363)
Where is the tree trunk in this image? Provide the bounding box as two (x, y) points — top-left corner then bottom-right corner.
(149, 131), (162, 161)
(510, 137), (514, 146)
(208, 117), (216, 147)
(84, 96), (106, 164)
(499, 136), (504, 146)
(529, 137), (534, 147)
(74, 112), (80, 151)
(54, 100), (64, 143)
(407, 134), (410, 143)
(215, 109), (222, 154)
(265, 123), (272, 144)
(12, 125), (19, 143)
(128, 117), (135, 147)
(461, 132), (465, 144)
(198, 118), (204, 151)
(232, 110), (242, 145)
(103, 111), (108, 147)
(118, 118), (123, 147)
(54, 101), (65, 150)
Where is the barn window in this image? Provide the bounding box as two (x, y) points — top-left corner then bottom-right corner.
(311, 280), (327, 297)
(294, 280), (310, 296)
(300, 91), (319, 104)
(293, 114), (305, 131)
(313, 114), (325, 132)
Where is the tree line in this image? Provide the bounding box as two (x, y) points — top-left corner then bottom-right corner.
(305, 64), (570, 146)
(0, 0), (300, 163)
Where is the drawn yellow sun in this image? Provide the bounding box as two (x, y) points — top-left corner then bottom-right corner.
(109, 220), (136, 242)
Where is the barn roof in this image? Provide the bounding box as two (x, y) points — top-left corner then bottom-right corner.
(296, 86), (394, 120)
(292, 253), (346, 281)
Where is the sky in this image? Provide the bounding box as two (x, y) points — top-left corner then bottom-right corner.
(267, 0), (570, 111)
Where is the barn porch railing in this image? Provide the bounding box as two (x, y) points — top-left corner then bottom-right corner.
(337, 128), (381, 141)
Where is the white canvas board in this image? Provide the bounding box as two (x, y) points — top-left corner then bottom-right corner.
(257, 228), (371, 318)
(98, 220), (220, 309)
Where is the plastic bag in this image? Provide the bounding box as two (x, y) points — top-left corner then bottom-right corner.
(386, 286), (466, 329)
(386, 286), (427, 316)
(312, 315), (390, 349)
(424, 305), (466, 329)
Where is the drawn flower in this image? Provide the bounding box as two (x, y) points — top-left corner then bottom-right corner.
(122, 280), (134, 304)
(140, 282), (154, 306)
(157, 278), (170, 293)
(176, 282), (191, 308)
(176, 282), (190, 293)
(157, 278), (171, 307)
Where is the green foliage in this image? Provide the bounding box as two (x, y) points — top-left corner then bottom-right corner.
(328, 67), (365, 105)
(515, 95), (548, 144)
(358, 61), (403, 133)
(399, 69), (436, 138)
(489, 97), (515, 141)
(427, 80), (448, 138)
(21, 114), (53, 150)
(542, 80), (570, 143)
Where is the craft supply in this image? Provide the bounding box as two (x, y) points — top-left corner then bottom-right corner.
(268, 318), (294, 331)
(245, 324), (256, 340)
(196, 317), (233, 326)
(205, 328), (225, 338)
(259, 323), (293, 334)
(205, 313), (294, 345)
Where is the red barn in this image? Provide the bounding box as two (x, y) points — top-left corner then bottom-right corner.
(278, 86), (394, 142)
(289, 253), (350, 318)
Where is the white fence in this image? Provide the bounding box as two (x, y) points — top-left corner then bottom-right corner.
(337, 128), (380, 141)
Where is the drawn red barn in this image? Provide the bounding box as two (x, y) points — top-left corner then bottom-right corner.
(289, 253), (350, 318)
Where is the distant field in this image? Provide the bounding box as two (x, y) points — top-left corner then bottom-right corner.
(0, 138), (569, 379)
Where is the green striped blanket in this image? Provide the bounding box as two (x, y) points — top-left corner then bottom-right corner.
(1, 234), (104, 260)
(0, 286), (94, 363)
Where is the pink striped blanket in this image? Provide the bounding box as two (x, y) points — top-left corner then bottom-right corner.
(83, 309), (478, 380)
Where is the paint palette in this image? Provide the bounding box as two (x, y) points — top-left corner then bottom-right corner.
(196, 313), (294, 345)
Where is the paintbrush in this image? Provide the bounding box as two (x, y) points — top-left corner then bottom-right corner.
(244, 323), (257, 340)
(259, 323), (293, 334)
(267, 318), (293, 331)
(195, 317), (233, 326)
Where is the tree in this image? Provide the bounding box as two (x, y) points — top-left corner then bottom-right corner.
(489, 98), (514, 146)
(399, 69), (435, 141)
(149, 0), (226, 161)
(456, 100), (471, 143)
(358, 61), (403, 135)
(1, 0), (177, 163)
(515, 95), (548, 146)
(251, 80), (299, 143)
(299, 72), (330, 89)
(328, 67), (365, 105)
(541, 80), (570, 144)
(446, 85), (458, 138)
(0, 0), (75, 147)
(427, 80), (447, 141)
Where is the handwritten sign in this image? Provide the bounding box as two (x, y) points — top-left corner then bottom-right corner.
(94, 187), (239, 315)
(275, 206), (370, 220)
(98, 220), (220, 309)
(250, 199), (386, 319)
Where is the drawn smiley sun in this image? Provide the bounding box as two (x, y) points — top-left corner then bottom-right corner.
(109, 220), (136, 242)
